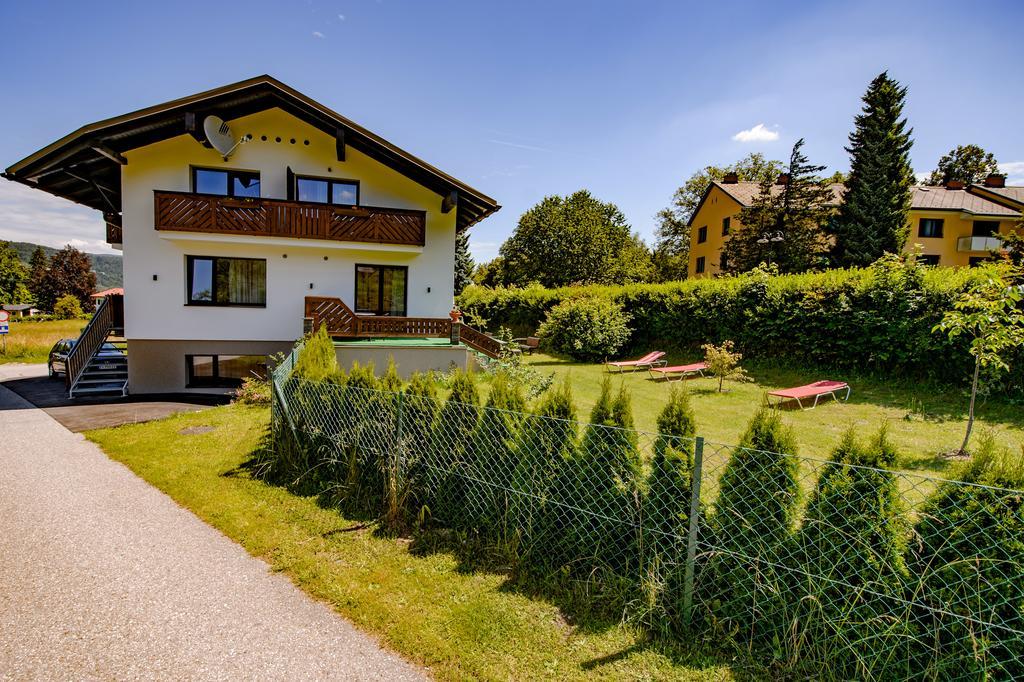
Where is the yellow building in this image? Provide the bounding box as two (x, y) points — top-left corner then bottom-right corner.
(687, 174), (1021, 278)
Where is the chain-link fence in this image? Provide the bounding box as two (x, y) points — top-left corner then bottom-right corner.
(268, 350), (1023, 680)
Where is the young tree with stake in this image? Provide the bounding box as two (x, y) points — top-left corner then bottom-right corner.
(934, 264), (1024, 456)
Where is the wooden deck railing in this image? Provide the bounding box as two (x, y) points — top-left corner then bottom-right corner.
(65, 295), (113, 391)
(155, 191), (426, 247)
(304, 296), (501, 358)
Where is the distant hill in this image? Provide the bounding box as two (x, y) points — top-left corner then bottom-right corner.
(7, 241), (123, 290)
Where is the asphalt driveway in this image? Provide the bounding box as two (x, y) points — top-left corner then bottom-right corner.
(0, 378), (426, 680)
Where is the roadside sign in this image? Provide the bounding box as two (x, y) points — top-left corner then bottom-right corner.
(0, 324), (7, 335)
(0, 310), (8, 323)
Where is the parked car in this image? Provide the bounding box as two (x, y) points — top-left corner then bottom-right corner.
(48, 339), (123, 378)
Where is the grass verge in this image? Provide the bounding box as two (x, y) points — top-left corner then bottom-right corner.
(0, 318), (86, 364)
(87, 404), (744, 681)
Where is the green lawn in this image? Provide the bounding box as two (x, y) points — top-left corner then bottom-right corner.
(87, 406), (741, 681)
(0, 318), (86, 364)
(522, 352), (1024, 474)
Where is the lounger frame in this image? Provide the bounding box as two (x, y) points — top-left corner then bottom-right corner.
(766, 383), (851, 410)
(648, 364), (706, 382)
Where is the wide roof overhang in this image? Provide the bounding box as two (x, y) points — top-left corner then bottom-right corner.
(3, 75), (500, 231)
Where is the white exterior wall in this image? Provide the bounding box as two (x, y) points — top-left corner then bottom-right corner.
(121, 107), (456, 343)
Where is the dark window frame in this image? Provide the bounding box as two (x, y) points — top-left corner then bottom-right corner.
(190, 166), (262, 198)
(185, 354), (268, 388)
(695, 256), (706, 274)
(697, 226), (708, 244)
(918, 254), (941, 266)
(185, 255), (267, 308)
(354, 263), (408, 316)
(722, 217), (731, 236)
(918, 218), (944, 239)
(972, 220), (999, 237)
(293, 173), (360, 206)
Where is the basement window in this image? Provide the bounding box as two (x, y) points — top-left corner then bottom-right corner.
(186, 354), (267, 388)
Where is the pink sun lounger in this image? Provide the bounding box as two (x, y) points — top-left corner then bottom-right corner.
(648, 362), (708, 381)
(766, 380), (850, 410)
(605, 351), (667, 373)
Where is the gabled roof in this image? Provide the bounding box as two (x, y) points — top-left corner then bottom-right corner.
(3, 75), (499, 231)
(90, 287), (124, 298)
(688, 180), (1018, 226)
(967, 184), (1024, 211)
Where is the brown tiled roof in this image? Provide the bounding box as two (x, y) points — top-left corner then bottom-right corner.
(968, 185), (1024, 209)
(911, 186), (1018, 216)
(713, 181), (846, 207)
(709, 181), (1017, 217)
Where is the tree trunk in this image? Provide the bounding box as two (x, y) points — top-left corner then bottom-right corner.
(960, 356), (981, 456)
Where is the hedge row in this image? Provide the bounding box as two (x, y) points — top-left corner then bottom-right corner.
(459, 259), (1023, 389)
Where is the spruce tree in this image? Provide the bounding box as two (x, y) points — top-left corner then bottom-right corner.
(722, 139), (832, 274)
(454, 231), (475, 295)
(27, 245), (48, 303)
(831, 72), (914, 267)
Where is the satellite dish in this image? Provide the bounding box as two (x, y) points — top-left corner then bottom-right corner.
(203, 115), (250, 160)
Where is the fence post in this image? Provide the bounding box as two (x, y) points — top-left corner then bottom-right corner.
(682, 436), (704, 626)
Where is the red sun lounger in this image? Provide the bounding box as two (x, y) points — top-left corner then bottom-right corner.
(648, 362), (708, 381)
(605, 351), (667, 373)
(766, 380), (850, 410)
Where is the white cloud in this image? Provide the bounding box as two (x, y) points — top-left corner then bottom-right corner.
(337, 13), (345, 20)
(998, 161), (1024, 185)
(732, 123), (780, 143)
(486, 139), (553, 153)
(0, 181), (115, 254)
(914, 171), (931, 185)
(312, 30), (325, 38)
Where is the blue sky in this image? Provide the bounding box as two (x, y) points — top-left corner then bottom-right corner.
(1, 0), (1022, 259)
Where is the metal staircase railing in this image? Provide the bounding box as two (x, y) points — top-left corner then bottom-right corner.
(65, 295), (113, 393)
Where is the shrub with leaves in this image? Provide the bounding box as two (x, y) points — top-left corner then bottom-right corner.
(512, 378), (578, 569)
(561, 378), (642, 577)
(426, 368), (480, 525)
(233, 376), (271, 405)
(909, 433), (1024, 680)
(643, 387), (697, 630)
(701, 340), (750, 392)
(53, 293), (83, 320)
(702, 408), (799, 645)
(292, 325), (338, 382)
(795, 425), (912, 679)
(463, 372), (526, 537)
(538, 296), (632, 362)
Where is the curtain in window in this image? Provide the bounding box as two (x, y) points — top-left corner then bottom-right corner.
(382, 267), (406, 316)
(217, 259), (266, 305)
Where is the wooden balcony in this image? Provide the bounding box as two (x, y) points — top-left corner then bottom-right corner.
(154, 190), (426, 247)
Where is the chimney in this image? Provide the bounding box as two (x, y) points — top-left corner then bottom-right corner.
(776, 173), (790, 185)
(944, 179), (965, 190)
(722, 172), (739, 184)
(983, 173), (1006, 188)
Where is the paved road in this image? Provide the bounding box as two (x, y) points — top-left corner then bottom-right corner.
(0, 375), (426, 681)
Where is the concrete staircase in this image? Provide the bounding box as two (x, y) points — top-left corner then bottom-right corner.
(69, 336), (128, 398)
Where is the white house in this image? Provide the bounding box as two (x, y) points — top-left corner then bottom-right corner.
(4, 76), (500, 396)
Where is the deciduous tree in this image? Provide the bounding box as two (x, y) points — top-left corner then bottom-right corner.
(0, 241), (30, 304)
(36, 245), (96, 311)
(926, 144), (999, 186)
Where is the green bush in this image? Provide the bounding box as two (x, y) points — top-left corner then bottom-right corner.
(561, 378), (642, 576)
(426, 368), (480, 525)
(908, 433), (1024, 680)
(795, 426), (912, 678)
(459, 258), (1019, 390)
(292, 326), (338, 382)
(402, 372), (440, 513)
(537, 296), (632, 362)
(702, 408), (800, 645)
(643, 387), (697, 630)
(463, 372), (526, 536)
(513, 378), (578, 569)
(53, 294), (83, 320)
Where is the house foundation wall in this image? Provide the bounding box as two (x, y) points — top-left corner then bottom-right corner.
(127, 339), (294, 395)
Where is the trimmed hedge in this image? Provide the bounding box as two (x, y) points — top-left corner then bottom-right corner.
(459, 259), (1022, 389)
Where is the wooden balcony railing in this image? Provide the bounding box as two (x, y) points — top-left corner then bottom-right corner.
(155, 190), (426, 247)
(304, 296), (502, 359)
